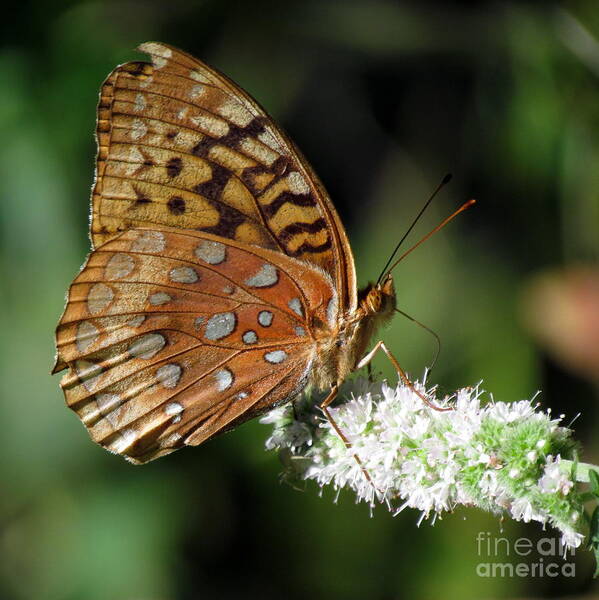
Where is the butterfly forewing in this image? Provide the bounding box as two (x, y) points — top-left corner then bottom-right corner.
(92, 42), (356, 312)
(55, 227), (337, 462)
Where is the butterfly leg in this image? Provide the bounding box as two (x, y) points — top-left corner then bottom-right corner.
(291, 399), (299, 421)
(357, 341), (452, 412)
(367, 362), (374, 383)
(320, 387), (376, 486)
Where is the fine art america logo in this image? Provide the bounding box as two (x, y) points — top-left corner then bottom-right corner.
(476, 532), (575, 578)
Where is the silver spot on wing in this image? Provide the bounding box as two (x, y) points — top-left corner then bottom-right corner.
(214, 368), (233, 391)
(258, 311), (273, 327)
(205, 312), (236, 340)
(157, 363), (182, 389)
(76, 321), (99, 352)
(264, 350), (288, 364)
(169, 266), (198, 283)
(127, 315), (146, 328)
(132, 230), (165, 253)
(95, 393), (122, 427)
(288, 298), (303, 317)
(75, 360), (103, 392)
(195, 240), (226, 264)
(105, 253), (134, 279)
(129, 333), (166, 360)
(87, 283), (114, 315)
(149, 292), (172, 306)
(244, 263), (278, 288)
(242, 330), (258, 345)
(110, 428), (138, 453)
(165, 401), (183, 422)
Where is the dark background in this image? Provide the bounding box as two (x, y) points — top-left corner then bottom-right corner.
(1, 1), (598, 598)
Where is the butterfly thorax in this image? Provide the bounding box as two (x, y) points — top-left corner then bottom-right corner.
(311, 276), (396, 390)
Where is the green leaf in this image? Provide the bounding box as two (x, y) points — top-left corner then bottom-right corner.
(589, 506), (599, 578)
(589, 469), (599, 497)
(570, 456), (579, 482)
(591, 508), (599, 543)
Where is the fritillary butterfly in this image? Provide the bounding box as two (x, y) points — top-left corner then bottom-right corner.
(53, 42), (399, 463)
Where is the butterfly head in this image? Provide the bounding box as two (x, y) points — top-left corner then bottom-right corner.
(360, 274), (396, 319)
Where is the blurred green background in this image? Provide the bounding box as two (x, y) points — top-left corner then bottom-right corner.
(1, 1), (598, 598)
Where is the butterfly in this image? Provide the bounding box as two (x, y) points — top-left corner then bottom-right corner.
(53, 42), (402, 464)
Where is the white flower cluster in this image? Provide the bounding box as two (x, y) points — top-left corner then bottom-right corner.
(261, 378), (584, 549)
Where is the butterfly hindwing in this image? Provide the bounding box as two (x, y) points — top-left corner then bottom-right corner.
(92, 42), (357, 311)
(55, 227), (336, 462)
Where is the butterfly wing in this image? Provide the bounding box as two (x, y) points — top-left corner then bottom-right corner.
(92, 41), (357, 312)
(54, 227), (337, 463)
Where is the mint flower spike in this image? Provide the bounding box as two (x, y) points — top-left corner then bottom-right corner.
(260, 376), (587, 551)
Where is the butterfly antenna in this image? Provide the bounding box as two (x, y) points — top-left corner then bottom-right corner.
(382, 198), (477, 279)
(376, 173), (452, 286)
